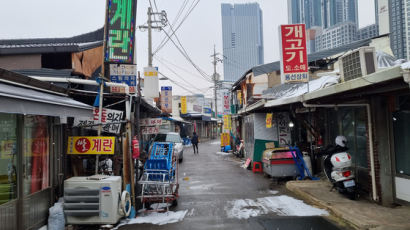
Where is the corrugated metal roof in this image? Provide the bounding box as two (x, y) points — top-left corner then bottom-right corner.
(0, 28), (103, 55)
(13, 68), (74, 77)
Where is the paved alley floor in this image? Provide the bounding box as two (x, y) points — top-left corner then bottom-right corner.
(118, 140), (345, 230)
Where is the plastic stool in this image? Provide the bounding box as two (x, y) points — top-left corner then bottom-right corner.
(252, 162), (263, 173)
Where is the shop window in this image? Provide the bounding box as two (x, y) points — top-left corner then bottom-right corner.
(23, 115), (50, 195)
(0, 114), (17, 205)
(393, 96), (410, 176)
(340, 108), (368, 168)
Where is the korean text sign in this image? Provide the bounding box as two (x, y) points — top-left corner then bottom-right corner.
(110, 64), (137, 93)
(280, 24), (309, 83)
(266, 113), (273, 128)
(161, 86), (172, 113)
(104, 0), (136, 63)
(73, 108), (123, 134)
(181, 96), (187, 114)
(67, 136), (115, 155)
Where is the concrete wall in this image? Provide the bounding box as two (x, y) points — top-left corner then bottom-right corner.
(0, 54), (41, 70)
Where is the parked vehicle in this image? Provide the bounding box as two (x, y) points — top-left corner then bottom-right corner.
(151, 132), (184, 163)
(320, 136), (357, 200)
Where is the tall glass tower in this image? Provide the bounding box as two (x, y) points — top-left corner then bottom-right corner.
(221, 3), (264, 82)
(288, 0), (322, 29)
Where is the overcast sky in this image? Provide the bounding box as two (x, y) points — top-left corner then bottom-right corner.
(0, 0), (375, 96)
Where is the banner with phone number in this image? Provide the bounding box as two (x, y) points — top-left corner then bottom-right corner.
(67, 136), (115, 155)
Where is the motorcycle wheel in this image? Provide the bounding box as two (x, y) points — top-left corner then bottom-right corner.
(346, 187), (356, 200)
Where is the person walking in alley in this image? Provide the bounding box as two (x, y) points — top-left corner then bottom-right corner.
(191, 132), (199, 154)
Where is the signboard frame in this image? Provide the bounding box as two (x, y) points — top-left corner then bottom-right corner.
(279, 24), (309, 83)
(104, 0), (137, 64)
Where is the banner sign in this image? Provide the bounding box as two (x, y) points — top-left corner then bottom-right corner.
(221, 133), (230, 147)
(74, 108), (123, 134)
(223, 115), (231, 131)
(160, 86), (172, 113)
(141, 126), (160, 135)
(140, 118), (162, 126)
(277, 112), (291, 147)
(237, 90), (242, 105)
(104, 0), (136, 63)
(181, 96), (187, 114)
(280, 24), (308, 83)
(143, 66), (159, 98)
(67, 136), (115, 155)
(110, 64), (136, 93)
(266, 113), (273, 128)
(223, 92), (230, 115)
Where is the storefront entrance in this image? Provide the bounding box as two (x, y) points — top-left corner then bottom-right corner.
(393, 95), (410, 203)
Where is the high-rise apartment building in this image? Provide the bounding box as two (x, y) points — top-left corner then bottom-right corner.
(321, 0), (358, 28)
(221, 3), (264, 82)
(288, 0), (322, 29)
(389, 0), (410, 59)
(315, 21), (357, 51)
(357, 24), (379, 40)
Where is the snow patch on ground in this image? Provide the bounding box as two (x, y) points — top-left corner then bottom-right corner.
(268, 190), (279, 195)
(126, 210), (188, 225)
(216, 151), (231, 156)
(225, 195), (328, 219)
(189, 183), (220, 191)
(210, 140), (220, 145)
(150, 203), (171, 210)
(38, 226), (47, 230)
(187, 208), (195, 216)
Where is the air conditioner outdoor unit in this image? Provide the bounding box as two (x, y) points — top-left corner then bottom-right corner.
(64, 175), (130, 225)
(339, 47), (377, 82)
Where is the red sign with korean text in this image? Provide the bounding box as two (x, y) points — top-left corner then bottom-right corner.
(67, 136), (115, 155)
(280, 24), (309, 83)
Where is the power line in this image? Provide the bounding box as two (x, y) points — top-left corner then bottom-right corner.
(155, 55), (210, 82)
(157, 71), (197, 95)
(154, 56), (208, 93)
(159, 28), (212, 82)
(153, 0), (201, 55)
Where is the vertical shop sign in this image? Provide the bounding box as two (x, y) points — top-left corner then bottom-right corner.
(223, 115), (231, 131)
(280, 24), (308, 83)
(237, 90), (242, 105)
(104, 0), (136, 63)
(266, 113), (273, 128)
(223, 92), (230, 115)
(161, 86), (172, 113)
(277, 112), (291, 146)
(143, 66), (159, 98)
(221, 133), (230, 147)
(181, 96), (187, 114)
(110, 64), (137, 93)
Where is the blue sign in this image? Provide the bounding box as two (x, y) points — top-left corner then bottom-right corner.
(204, 107), (212, 114)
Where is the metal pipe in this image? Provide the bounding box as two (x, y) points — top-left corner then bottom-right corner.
(29, 76), (130, 93)
(302, 102), (378, 202)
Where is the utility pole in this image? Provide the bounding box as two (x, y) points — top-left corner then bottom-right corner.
(211, 45), (222, 120)
(139, 7), (168, 67)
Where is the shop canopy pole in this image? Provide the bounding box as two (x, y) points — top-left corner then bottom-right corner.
(96, 79), (104, 175)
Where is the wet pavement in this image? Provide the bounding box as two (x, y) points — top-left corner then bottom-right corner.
(119, 140), (344, 230)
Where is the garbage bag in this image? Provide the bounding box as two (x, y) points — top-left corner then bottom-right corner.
(48, 202), (65, 230)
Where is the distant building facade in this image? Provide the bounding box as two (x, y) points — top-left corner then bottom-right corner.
(315, 22), (357, 51)
(221, 3), (264, 82)
(389, 0), (410, 59)
(357, 24), (379, 40)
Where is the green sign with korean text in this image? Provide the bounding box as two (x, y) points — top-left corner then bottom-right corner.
(104, 0), (136, 64)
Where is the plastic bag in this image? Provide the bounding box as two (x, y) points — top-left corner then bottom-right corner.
(48, 201), (65, 230)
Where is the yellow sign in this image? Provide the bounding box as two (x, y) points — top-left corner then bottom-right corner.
(181, 96), (187, 114)
(144, 70), (158, 77)
(67, 136), (115, 155)
(237, 90), (242, 105)
(221, 133), (230, 147)
(223, 115), (231, 130)
(266, 113), (273, 128)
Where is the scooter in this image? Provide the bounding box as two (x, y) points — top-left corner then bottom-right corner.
(321, 136), (357, 200)
(233, 139), (245, 158)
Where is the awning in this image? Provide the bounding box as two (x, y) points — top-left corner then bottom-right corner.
(162, 116), (191, 124)
(0, 82), (93, 117)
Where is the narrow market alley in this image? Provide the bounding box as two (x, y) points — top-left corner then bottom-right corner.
(118, 140), (345, 230)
